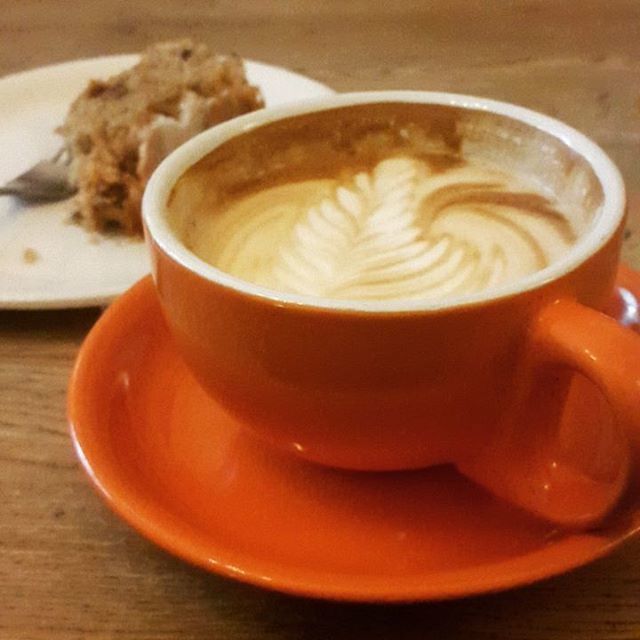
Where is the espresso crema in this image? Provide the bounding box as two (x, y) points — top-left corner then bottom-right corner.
(167, 103), (600, 303)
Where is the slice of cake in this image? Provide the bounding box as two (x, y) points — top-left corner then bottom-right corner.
(58, 39), (264, 235)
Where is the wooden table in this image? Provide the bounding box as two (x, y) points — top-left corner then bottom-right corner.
(2, 2), (640, 638)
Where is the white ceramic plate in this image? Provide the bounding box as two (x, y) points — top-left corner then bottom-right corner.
(0, 55), (334, 309)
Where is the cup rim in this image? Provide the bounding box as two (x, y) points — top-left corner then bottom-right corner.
(142, 90), (626, 313)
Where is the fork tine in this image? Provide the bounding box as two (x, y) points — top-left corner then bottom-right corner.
(0, 148), (75, 202)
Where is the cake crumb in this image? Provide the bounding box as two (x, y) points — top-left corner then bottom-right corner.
(23, 248), (40, 264)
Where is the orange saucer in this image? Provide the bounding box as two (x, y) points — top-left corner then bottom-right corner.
(68, 270), (640, 602)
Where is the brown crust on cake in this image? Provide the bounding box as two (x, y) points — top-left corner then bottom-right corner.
(58, 39), (264, 235)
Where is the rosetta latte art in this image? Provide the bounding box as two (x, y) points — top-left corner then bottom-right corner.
(198, 156), (577, 302)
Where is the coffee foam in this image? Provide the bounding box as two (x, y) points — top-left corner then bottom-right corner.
(189, 155), (578, 301)
(166, 102), (602, 304)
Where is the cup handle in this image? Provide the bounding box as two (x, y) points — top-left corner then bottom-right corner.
(458, 295), (640, 529)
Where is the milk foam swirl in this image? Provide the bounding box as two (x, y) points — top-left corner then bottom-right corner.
(200, 157), (576, 302)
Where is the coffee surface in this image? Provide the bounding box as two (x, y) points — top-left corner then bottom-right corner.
(167, 103), (598, 303)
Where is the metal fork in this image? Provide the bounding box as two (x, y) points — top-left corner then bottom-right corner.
(0, 148), (76, 202)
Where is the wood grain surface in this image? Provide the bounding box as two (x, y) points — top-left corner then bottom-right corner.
(1, 2), (640, 638)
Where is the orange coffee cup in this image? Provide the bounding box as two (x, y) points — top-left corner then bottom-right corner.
(143, 92), (639, 529)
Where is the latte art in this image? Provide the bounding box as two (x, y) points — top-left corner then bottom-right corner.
(194, 156), (577, 302)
